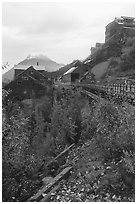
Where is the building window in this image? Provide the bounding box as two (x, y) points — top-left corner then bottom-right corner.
(24, 90), (27, 94)
(22, 76), (29, 80)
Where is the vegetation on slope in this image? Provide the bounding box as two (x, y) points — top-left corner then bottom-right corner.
(2, 86), (135, 201)
(51, 95), (135, 202)
(89, 30), (135, 81)
(2, 87), (86, 201)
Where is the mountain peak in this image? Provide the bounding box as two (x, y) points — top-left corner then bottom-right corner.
(2, 54), (65, 83)
(18, 54), (64, 70)
(26, 54), (51, 60)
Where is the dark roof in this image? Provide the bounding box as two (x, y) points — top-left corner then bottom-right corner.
(63, 67), (78, 75)
(15, 66), (47, 79)
(14, 64), (46, 71)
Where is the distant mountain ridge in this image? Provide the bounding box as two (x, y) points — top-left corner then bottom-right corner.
(2, 54), (64, 83)
(18, 54), (64, 71)
(46, 60), (82, 79)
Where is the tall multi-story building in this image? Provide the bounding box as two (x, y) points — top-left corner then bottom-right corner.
(105, 16), (135, 42)
(90, 42), (104, 55)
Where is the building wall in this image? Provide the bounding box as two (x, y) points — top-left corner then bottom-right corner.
(61, 66), (86, 83)
(36, 70), (45, 75)
(91, 47), (98, 55)
(96, 42), (104, 48)
(15, 69), (23, 78)
(5, 76), (46, 101)
(90, 43), (104, 55)
(105, 21), (121, 42)
(71, 73), (79, 82)
(105, 16), (135, 42)
(117, 16), (135, 27)
(62, 74), (71, 82)
(15, 67), (45, 79)
(17, 67), (46, 82)
(73, 66), (85, 76)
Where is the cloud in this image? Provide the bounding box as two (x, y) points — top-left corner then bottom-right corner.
(20, 16), (81, 37)
(2, 1), (135, 65)
(2, 2), (82, 37)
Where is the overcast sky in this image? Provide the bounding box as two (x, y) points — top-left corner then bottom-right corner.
(2, 1), (135, 68)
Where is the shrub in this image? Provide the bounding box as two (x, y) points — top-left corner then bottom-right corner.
(81, 97), (134, 162)
(2, 104), (30, 169)
(2, 90), (52, 201)
(50, 99), (77, 148)
(2, 90), (33, 201)
(81, 97), (134, 196)
(81, 100), (97, 140)
(93, 101), (134, 161)
(50, 88), (86, 148)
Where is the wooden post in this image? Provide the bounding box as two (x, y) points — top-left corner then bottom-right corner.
(118, 84), (120, 93)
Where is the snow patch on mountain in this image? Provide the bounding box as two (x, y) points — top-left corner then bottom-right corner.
(26, 54), (51, 60)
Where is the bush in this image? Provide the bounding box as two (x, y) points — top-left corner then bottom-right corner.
(81, 97), (134, 163)
(2, 90), (53, 201)
(81, 97), (134, 196)
(81, 100), (97, 140)
(93, 101), (134, 161)
(50, 88), (86, 148)
(2, 90), (33, 201)
(2, 103), (30, 169)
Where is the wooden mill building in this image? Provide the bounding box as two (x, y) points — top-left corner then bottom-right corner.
(4, 66), (50, 101)
(14, 63), (46, 78)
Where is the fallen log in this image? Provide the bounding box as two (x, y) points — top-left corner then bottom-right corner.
(27, 166), (73, 202)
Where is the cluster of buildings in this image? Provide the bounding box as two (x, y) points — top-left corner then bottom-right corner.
(105, 16), (135, 42)
(4, 16), (135, 100)
(90, 42), (104, 55)
(60, 16), (135, 84)
(59, 59), (96, 84)
(90, 16), (135, 55)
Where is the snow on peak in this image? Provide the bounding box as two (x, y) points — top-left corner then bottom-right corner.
(26, 54), (50, 60)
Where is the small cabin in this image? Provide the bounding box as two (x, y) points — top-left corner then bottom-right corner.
(61, 66), (85, 83)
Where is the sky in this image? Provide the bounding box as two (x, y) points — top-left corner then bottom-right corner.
(2, 0), (135, 69)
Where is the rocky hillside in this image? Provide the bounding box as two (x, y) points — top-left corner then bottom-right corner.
(89, 29), (135, 82)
